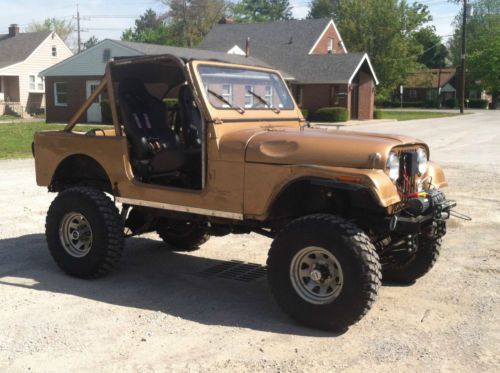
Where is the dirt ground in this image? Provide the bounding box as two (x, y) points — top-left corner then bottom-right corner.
(0, 111), (499, 372)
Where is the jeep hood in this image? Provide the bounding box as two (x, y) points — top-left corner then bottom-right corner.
(243, 127), (427, 169)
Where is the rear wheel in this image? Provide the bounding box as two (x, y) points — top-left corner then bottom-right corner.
(267, 214), (381, 331)
(157, 221), (209, 252)
(45, 187), (124, 278)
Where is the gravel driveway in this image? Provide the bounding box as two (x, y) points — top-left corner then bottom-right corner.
(0, 111), (499, 372)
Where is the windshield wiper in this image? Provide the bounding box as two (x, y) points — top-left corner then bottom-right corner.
(247, 90), (280, 113)
(207, 89), (245, 114)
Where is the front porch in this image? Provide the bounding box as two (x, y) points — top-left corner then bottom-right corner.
(0, 76), (43, 117)
(0, 76), (21, 117)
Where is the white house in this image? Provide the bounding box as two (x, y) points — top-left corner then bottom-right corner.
(0, 24), (72, 117)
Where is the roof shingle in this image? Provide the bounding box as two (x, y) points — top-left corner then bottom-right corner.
(116, 40), (270, 67)
(198, 18), (377, 84)
(0, 31), (51, 69)
(198, 18), (331, 58)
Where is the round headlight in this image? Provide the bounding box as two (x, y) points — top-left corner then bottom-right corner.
(417, 148), (428, 175)
(386, 152), (400, 181)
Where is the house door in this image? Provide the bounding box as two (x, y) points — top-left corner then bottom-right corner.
(86, 80), (102, 123)
(350, 84), (359, 119)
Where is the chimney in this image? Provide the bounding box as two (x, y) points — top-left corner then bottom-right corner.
(8, 24), (19, 37)
(245, 37), (250, 57)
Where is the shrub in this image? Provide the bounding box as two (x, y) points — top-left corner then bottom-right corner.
(373, 110), (383, 119)
(311, 107), (349, 122)
(468, 99), (488, 109)
(443, 98), (458, 108)
(100, 99), (112, 124)
(375, 99), (392, 108)
(300, 109), (309, 119)
(402, 101), (424, 108)
(424, 99), (440, 108)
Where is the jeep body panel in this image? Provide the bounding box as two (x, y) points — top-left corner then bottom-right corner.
(34, 55), (448, 222)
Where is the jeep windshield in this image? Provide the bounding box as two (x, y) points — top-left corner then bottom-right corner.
(197, 65), (294, 111)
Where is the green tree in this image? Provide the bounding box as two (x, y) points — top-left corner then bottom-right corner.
(121, 8), (175, 45)
(330, 0), (432, 98)
(413, 27), (448, 68)
(307, 0), (340, 19)
(232, 0), (293, 23)
(161, 0), (228, 46)
(26, 18), (74, 43)
(450, 0), (500, 104)
(83, 36), (99, 50)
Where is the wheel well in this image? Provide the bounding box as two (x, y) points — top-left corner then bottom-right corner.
(267, 178), (384, 222)
(50, 154), (112, 193)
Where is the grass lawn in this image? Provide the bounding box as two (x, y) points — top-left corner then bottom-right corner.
(375, 110), (461, 121)
(0, 114), (21, 120)
(0, 122), (103, 159)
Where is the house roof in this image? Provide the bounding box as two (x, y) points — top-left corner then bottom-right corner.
(115, 40), (270, 67)
(276, 53), (378, 85)
(198, 18), (332, 58)
(41, 39), (270, 77)
(405, 68), (456, 88)
(198, 18), (378, 85)
(0, 31), (51, 69)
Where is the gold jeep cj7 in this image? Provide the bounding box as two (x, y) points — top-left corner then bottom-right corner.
(33, 53), (456, 331)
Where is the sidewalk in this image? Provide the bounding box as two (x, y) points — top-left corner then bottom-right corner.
(0, 117), (45, 124)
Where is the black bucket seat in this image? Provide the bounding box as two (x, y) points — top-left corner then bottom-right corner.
(118, 79), (186, 176)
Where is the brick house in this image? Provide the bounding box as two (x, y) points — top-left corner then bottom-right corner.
(0, 24), (72, 117)
(198, 18), (379, 120)
(41, 39), (268, 123)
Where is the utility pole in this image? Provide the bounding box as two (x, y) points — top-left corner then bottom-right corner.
(76, 4), (81, 53)
(460, 0), (467, 114)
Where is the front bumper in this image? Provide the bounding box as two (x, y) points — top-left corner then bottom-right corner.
(392, 190), (456, 235)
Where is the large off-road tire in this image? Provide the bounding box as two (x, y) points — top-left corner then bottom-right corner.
(45, 187), (124, 278)
(157, 221), (209, 252)
(382, 237), (441, 284)
(267, 214), (382, 332)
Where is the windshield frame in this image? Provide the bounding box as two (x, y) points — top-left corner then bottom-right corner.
(195, 63), (297, 113)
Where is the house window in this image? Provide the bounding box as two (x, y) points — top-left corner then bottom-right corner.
(244, 85), (254, 108)
(54, 82), (68, 106)
(328, 38), (334, 53)
(102, 48), (111, 62)
(265, 85), (273, 106)
(29, 75), (36, 91)
(52, 46), (57, 57)
(221, 84), (232, 107)
(409, 89), (417, 98)
(37, 76), (44, 91)
(29, 75), (44, 91)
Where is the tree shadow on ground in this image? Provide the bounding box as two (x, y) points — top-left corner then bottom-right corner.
(0, 233), (341, 337)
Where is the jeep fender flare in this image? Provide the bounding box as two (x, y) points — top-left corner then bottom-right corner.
(266, 177), (385, 221)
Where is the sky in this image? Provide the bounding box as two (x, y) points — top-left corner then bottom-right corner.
(0, 0), (461, 46)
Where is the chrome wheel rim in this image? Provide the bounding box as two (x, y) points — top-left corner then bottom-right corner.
(290, 246), (343, 305)
(59, 212), (93, 258)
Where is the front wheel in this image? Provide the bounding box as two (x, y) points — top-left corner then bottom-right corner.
(45, 187), (124, 278)
(382, 236), (442, 284)
(267, 214), (381, 332)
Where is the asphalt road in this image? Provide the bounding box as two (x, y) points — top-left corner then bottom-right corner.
(0, 110), (499, 372)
